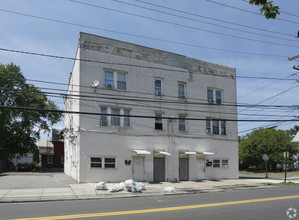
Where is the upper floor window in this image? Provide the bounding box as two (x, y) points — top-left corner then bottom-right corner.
(124, 109), (130, 127)
(104, 71), (114, 88)
(117, 73), (126, 90)
(154, 79), (163, 95)
(100, 107), (108, 126)
(207, 88), (222, 104)
(111, 108), (120, 126)
(206, 119), (226, 135)
(104, 70), (127, 90)
(178, 83), (186, 99)
(100, 106), (130, 128)
(179, 114), (187, 132)
(155, 113), (163, 130)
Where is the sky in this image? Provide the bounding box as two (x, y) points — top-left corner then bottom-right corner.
(0, 0), (298, 136)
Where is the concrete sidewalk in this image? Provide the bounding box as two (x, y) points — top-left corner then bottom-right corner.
(0, 178), (290, 203)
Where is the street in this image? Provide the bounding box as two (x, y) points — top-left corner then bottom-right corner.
(1, 185), (298, 220)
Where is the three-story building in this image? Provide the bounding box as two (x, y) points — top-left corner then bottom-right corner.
(64, 32), (238, 182)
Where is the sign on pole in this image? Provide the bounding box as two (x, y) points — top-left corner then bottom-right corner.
(262, 154), (269, 178)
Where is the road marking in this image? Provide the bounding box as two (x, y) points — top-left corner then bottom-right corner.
(11, 195), (299, 220)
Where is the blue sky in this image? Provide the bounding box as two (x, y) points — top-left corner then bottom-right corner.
(0, 0), (298, 135)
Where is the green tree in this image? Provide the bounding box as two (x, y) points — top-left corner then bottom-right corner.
(239, 128), (298, 171)
(0, 63), (61, 160)
(249, 0), (280, 19)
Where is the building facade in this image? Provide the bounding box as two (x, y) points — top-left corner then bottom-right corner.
(64, 32), (238, 183)
(39, 129), (64, 171)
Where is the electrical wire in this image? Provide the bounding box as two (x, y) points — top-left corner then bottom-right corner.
(69, 0), (299, 48)
(135, 0), (294, 37)
(1, 105), (298, 122)
(206, 0), (299, 25)
(111, 0), (297, 43)
(0, 8), (289, 58)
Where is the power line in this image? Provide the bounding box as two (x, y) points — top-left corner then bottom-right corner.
(111, 0), (297, 43)
(240, 0), (299, 19)
(206, 0), (299, 25)
(1, 105), (298, 122)
(0, 8), (289, 58)
(135, 0), (294, 37)
(69, 0), (299, 48)
(1, 47), (295, 82)
(4, 86), (297, 109)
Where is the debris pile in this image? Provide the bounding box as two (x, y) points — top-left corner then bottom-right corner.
(94, 179), (146, 193)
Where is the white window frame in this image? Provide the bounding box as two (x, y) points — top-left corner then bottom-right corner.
(100, 106), (131, 128)
(90, 156), (116, 169)
(213, 159), (229, 168)
(178, 114), (187, 132)
(154, 78), (163, 96)
(155, 112), (164, 130)
(178, 82), (186, 99)
(104, 70), (127, 91)
(207, 88), (223, 105)
(206, 118), (226, 135)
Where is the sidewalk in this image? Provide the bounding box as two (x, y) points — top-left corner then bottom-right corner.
(0, 178), (290, 203)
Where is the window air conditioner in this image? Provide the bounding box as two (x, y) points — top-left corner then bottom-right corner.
(105, 84), (113, 89)
(155, 90), (162, 96)
(100, 120), (108, 126)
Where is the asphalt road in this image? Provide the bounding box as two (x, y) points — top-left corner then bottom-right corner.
(1, 185), (298, 220)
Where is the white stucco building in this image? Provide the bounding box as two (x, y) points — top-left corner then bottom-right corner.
(64, 32), (238, 183)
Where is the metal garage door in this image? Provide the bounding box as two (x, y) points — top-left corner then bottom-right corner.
(154, 157), (165, 182)
(179, 158), (189, 181)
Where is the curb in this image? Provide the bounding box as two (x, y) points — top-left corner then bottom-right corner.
(0, 184), (275, 204)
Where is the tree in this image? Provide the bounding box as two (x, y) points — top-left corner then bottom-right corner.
(249, 0), (280, 19)
(239, 128), (298, 171)
(0, 63), (61, 160)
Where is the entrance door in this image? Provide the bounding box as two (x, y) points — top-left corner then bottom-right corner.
(154, 158), (165, 182)
(197, 159), (205, 180)
(179, 158), (189, 181)
(133, 157), (145, 181)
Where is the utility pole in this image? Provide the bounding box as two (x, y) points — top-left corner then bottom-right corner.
(284, 151), (289, 183)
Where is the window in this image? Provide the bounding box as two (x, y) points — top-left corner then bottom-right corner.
(206, 119), (226, 135)
(207, 88), (222, 104)
(179, 114), (187, 131)
(178, 83), (186, 99)
(124, 109), (130, 127)
(104, 70), (127, 90)
(213, 159), (220, 168)
(212, 120), (219, 135)
(206, 119), (211, 134)
(221, 120), (226, 135)
(104, 71), (114, 88)
(216, 90), (222, 104)
(154, 79), (163, 95)
(100, 107), (108, 126)
(91, 157), (102, 168)
(105, 158), (116, 168)
(100, 106), (131, 128)
(213, 159), (229, 168)
(117, 73), (126, 90)
(207, 89), (214, 103)
(90, 157), (116, 169)
(222, 159), (229, 168)
(155, 113), (163, 130)
(47, 156), (53, 164)
(111, 108), (120, 126)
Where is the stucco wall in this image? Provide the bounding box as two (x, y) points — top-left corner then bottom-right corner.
(65, 32), (238, 182)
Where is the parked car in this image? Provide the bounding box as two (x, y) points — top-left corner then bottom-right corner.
(16, 163), (32, 171)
